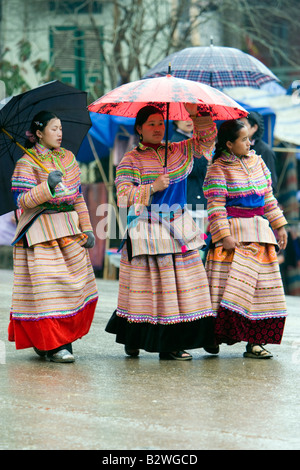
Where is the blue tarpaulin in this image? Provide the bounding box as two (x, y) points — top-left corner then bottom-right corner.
(76, 112), (135, 163)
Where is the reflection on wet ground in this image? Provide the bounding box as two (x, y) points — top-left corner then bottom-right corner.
(1, 269), (299, 450)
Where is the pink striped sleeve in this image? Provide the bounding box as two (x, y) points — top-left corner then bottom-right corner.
(17, 181), (54, 209)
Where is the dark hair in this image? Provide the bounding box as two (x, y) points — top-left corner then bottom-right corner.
(213, 119), (247, 162)
(25, 110), (59, 148)
(134, 105), (164, 134)
(247, 111), (264, 140)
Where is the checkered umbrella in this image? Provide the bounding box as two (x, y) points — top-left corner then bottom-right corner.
(143, 46), (279, 89)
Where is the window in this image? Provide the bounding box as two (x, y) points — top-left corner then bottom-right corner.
(49, 26), (104, 92)
(48, 1), (102, 14)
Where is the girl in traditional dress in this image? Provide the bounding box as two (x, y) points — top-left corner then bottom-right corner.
(9, 111), (98, 362)
(105, 104), (217, 360)
(203, 119), (288, 358)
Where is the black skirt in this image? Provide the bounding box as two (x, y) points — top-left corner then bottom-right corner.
(105, 310), (215, 353)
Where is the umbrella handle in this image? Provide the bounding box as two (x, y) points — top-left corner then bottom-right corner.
(163, 63), (172, 169)
(1, 127), (70, 193)
(164, 102), (170, 168)
(1, 127), (49, 172)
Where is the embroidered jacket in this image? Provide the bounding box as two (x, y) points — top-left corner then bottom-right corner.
(116, 116), (216, 207)
(11, 144), (92, 246)
(203, 150), (287, 244)
(115, 116), (217, 256)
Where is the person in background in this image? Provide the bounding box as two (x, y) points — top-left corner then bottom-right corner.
(241, 111), (278, 193)
(203, 119), (288, 359)
(9, 111), (98, 363)
(105, 104), (217, 360)
(171, 120), (210, 259)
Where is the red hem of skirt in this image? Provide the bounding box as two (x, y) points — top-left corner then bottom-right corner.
(8, 299), (97, 350)
(214, 306), (286, 345)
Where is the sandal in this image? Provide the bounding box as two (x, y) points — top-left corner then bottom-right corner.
(159, 350), (192, 361)
(124, 346), (140, 357)
(243, 343), (273, 359)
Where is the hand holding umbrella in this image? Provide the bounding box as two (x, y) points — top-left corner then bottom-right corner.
(152, 173), (170, 192)
(47, 170), (64, 192)
(183, 102), (198, 117)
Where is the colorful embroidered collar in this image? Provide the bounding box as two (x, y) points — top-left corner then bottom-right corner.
(220, 149), (255, 161)
(33, 143), (66, 161)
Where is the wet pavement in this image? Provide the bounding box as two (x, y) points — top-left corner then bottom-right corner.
(0, 267), (300, 450)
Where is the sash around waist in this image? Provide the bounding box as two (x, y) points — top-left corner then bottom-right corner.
(226, 215), (277, 245)
(226, 206), (264, 218)
(127, 208), (205, 256)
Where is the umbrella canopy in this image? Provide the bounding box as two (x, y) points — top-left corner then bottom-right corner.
(0, 80), (91, 215)
(143, 46), (279, 89)
(88, 74), (247, 169)
(88, 74), (248, 121)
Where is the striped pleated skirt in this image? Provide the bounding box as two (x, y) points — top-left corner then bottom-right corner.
(105, 244), (216, 352)
(205, 242), (287, 345)
(9, 234), (98, 351)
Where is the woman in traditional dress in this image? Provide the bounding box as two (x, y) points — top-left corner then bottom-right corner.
(203, 119), (288, 358)
(105, 104), (217, 360)
(9, 111), (98, 363)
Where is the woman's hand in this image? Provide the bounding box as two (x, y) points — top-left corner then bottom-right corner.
(183, 103), (198, 117)
(47, 170), (63, 190)
(83, 231), (95, 249)
(276, 226), (288, 250)
(222, 235), (240, 251)
(152, 174), (170, 192)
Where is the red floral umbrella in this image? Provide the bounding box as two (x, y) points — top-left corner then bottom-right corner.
(88, 74), (247, 121)
(88, 74), (247, 167)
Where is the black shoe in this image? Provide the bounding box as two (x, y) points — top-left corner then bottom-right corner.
(204, 345), (220, 355)
(124, 346), (140, 357)
(33, 347), (47, 357)
(46, 349), (75, 363)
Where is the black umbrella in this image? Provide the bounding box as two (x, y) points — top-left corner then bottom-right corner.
(0, 80), (91, 215)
